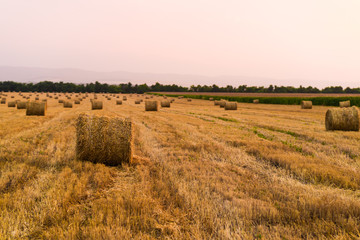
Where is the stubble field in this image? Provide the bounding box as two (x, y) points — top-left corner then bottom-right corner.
(0, 93), (360, 239)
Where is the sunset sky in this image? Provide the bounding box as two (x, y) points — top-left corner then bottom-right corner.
(1, 0), (360, 86)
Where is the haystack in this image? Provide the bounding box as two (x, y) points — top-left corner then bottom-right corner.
(8, 101), (16, 107)
(339, 100), (350, 108)
(123, 96), (127, 101)
(187, 99), (192, 102)
(145, 101), (158, 111)
(26, 101), (46, 116)
(1, 98), (6, 104)
(219, 101), (226, 108)
(58, 99), (64, 103)
(17, 101), (27, 109)
(161, 101), (170, 107)
(74, 100), (80, 104)
(91, 100), (103, 110)
(63, 101), (73, 108)
(214, 101), (220, 106)
(116, 100), (122, 105)
(225, 102), (237, 110)
(76, 114), (133, 165)
(253, 99), (259, 104)
(325, 106), (359, 131)
(301, 101), (312, 109)
(135, 100), (141, 104)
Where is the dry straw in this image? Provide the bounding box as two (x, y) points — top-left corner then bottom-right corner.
(26, 101), (46, 116)
(116, 100), (122, 105)
(76, 113), (133, 165)
(63, 101), (73, 108)
(339, 100), (350, 108)
(325, 106), (359, 131)
(17, 102), (27, 109)
(91, 100), (103, 110)
(219, 101), (226, 108)
(8, 101), (16, 107)
(161, 100), (170, 107)
(145, 100), (158, 111)
(225, 102), (237, 110)
(301, 101), (312, 109)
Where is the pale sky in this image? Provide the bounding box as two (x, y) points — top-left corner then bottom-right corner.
(1, 0), (360, 85)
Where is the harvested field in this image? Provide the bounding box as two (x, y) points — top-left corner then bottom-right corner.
(0, 92), (360, 239)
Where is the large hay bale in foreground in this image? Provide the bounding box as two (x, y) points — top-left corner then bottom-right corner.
(253, 99), (259, 104)
(17, 101), (27, 109)
(116, 100), (122, 105)
(145, 101), (158, 111)
(301, 101), (312, 109)
(26, 101), (46, 116)
(91, 100), (103, 110)
(76, 114), (133, 165)
(63, 101), (73, 108)
(339, 100), (350, 108)
(225, 102), (237, 110)
(161, 101), (170, 108)
(325, 106), (359, 131)
(8, 101), (16, 107)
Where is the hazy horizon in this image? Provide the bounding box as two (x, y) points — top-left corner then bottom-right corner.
(1, 1), (360, 86)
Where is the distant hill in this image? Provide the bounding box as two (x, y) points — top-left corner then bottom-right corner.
(0, 66), (352, 88)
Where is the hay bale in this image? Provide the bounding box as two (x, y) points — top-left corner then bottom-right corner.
(145, 100), (158, 111)
(135, 100), (141, 104)
(116, 100), (122, 105)
(209, 98), (214, 101)
(214, 100), (220, 106)
(339, 100), (350, 108)
(76, 114), (133, 165)
(253, 99), (259, 104)
(58, 99), (64, 103)
(35, 97), (39, 100)
(161, 101), (170, 108)
(187, 99), (192, 102)
(301, 101), (312, 109)
(74, 100), (80, 104)
(11, 96), (14, 98)
(1, 98), (6, 104)
(63, 101), (73, 108)
(325, 106), (359, 131)
(8, 101), (16, 107)
(17, 101), (27, 109)
(225, 102), (237, 110)
(219, 101), (226, 108)
(91, 100), (103, 110)
(123, 96), (127, 101)
(26, 101), (46, 116)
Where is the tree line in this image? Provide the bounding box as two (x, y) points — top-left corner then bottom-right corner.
(0, 81), (359, 94)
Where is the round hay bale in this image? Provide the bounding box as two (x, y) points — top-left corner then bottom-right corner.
(123, 96), (127, 101)
(63, 101), (73, 108)
(187, 99), (192, 102)
(74, 100), (80, 104)
(116, 100), (122, 105)
(325, 106), (359, 131)
(145, 100), (158, 111)
(225, 102), (237, 110)
(91, 100), (103, 110)
(26, 101), (46, 116)
(11, 96), (14, 98)
(17, 101), (27, 109)
(76, 114), (133, 165)
(135, 100), (141, 104)
(253, 99), (259, 104)
(219, 101), (226, 108)
(214, 100), (220, 106)
(35, 97), (39, 100)
(161, 101), (170, 108)
(1, 98), (6, 104)
(339, 100), (350, 108)
(8, 101), (16, 107)
(301, 101), (312, 109)
(58, 99), (64, 103)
